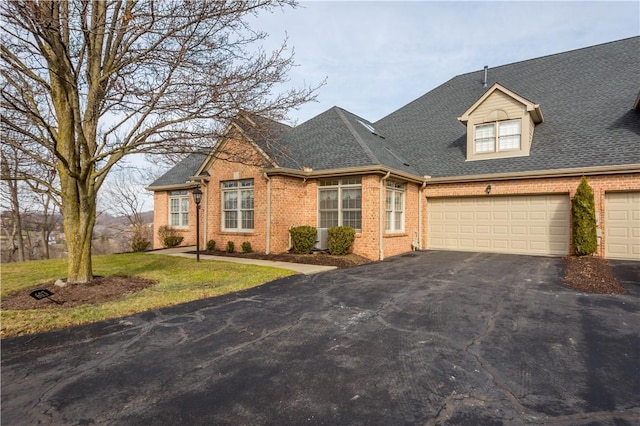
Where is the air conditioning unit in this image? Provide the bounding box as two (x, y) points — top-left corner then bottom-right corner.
(315, 228), (328, 250)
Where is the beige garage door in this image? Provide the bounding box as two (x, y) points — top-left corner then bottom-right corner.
(428, 195), (570, 256)
(605, 192), (640, 260)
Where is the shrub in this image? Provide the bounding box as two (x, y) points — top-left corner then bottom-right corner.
(328, 226), (356, 255)
(226, 241), (235, 253)
(289, 225), (317, 254)
(158, 225), (184, 248)
(206, 240), (216, 251)
(130, 236), (151, 252)
(241, 241), (252, 253)
(572, 176), (598, 255)
(130, 224), (151, 252)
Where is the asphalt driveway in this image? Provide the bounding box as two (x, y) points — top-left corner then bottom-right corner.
(2, 251), (639, 425)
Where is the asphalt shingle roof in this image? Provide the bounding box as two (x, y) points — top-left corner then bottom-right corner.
(375, 36), (640, 178)
(277, 106), (418, 174)
(148, 153), (209, 188)
(151, 37), (639, 188)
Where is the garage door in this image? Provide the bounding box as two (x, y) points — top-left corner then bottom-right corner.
(428, 195), (570, 256)
(605, 192), (640, 260)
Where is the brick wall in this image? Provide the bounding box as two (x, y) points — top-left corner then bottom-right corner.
(424, 173), (640, 257)
(152, 191), (199, 249)
(152, 137), (638, 261)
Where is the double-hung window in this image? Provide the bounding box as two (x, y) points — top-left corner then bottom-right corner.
(222, 179), (254, 232)
(169, 190), (189, 228)
(385, 181), (405, 233)
(318, 178), (362, 231)
(474, 119), (521, 153)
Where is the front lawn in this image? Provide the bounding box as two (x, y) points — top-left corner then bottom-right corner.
(1, 253), (294, 338)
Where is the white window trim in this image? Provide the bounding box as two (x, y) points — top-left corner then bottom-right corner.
(317, 178), (362, 232)
(474, 119), (522, 154)
(385, 181), (405, 233)
(221, 179), (254, 232)
(168, 190), (189, 228)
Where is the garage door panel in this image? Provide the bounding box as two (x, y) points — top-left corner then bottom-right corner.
(428, 195), (570, 256)
(605, 192), (640, 260)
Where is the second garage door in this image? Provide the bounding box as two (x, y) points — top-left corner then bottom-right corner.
(428, 195), (570, 256)
(605, 192), (640, 260)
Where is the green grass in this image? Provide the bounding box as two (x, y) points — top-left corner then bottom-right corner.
(1, 253), (294, 338)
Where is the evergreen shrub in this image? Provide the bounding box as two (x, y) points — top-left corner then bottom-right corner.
(289, 225), (317, 254)
(327, 226), (356, 255)
(572, 176), (598, 255)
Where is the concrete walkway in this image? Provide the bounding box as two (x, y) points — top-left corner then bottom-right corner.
(149, 246), (337, 275)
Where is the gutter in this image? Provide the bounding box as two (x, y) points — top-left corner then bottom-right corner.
(425, 164), (640, 184)
(145, 182), (200, 192)
(379, 171), (391, 260)
(263, 165), (425, 184)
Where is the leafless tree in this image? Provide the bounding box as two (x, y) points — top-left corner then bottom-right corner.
(1, 0), (321, 283)
(0, 144), (26, 262)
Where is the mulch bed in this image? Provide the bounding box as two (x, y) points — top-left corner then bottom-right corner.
(194, 250), (372, 269)
(1, 276), (157, 311)
(563, 255), (626, 294)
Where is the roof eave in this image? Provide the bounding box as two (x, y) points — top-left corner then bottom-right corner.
(425, 164), (640, 184)
(264, 165), (427, 184)
(146, 182), (200, 192)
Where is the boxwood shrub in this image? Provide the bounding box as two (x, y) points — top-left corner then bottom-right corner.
(289, 226), (317, 254)
(328, 226), (356, 255)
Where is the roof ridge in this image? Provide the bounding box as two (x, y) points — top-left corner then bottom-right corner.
(456, 36), (639, 78)
(334, 107), (380, 165)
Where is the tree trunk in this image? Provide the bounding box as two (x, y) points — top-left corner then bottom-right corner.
(62, 199), (95, 284)
(41, 228), (50, 259)
(9, 181), (25, 262)
(60, 173), (96, 284)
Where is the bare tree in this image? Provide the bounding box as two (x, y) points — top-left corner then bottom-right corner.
(103, 165), (157, 251)
(1, 0), (321, 283)
(0, 144), (26, 262)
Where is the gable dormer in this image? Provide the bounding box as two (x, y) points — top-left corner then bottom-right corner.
(458, 83), (543, 161)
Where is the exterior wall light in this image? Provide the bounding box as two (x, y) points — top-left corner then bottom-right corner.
(485, 184), (492, 195)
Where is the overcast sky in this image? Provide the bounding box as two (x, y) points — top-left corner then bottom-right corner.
(250, 0), (639, 125)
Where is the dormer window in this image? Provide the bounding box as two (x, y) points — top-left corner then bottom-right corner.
(458, 83), (543, 162)
(474, 119), (521, 154)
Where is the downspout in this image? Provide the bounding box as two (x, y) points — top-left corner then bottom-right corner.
(379, 171), (391, 260)
(418, 179), (427, 249)
(263, 172), (271, 254)
(203, 182), (208, 247)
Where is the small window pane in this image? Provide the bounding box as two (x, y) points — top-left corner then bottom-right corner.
(242, 210), (254, 229)
(341, 177), (361, 185)
(342, 188), (361, 209)
(499, 119), (520, 136)
(319, 189), (339, 210)
(475, 138), (495, 153)
(342, 211), (361, 230)
(225, 211), (237, 229)
(499, 120), (521, 150)
(224, 192), (238, 210)
(475, 123), (495, 138)
(499, 135), (520, 150)
(320, 211), (339, 228)
(241, 190), (253, 209)
(170, 213), (180, 227)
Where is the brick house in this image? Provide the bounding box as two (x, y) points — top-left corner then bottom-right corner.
(148, 37), (640, 261)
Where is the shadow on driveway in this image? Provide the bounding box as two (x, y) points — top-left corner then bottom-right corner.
(2, 251), (639, 425)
